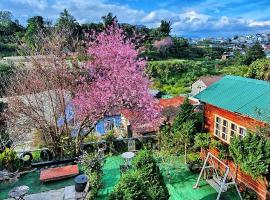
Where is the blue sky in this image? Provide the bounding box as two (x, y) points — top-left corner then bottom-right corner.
(1, 0), (270, 37)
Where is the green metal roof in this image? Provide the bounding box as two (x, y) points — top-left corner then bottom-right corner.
(194, 75), (270, 122)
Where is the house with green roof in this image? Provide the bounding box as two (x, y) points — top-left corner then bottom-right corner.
(195, 75), (270, 144)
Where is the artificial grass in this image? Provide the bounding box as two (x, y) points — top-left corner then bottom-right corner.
(158, 155), (241, 200)
(1, 154), (242, 200)
(0, 170), (75, 200)
(97, 156), (124, 200)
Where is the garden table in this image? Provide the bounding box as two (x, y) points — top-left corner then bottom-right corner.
(8, 185), (29, 200)
(121, 152), (135, 166)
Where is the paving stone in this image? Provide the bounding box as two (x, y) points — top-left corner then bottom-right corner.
(64, 185), (75, 200)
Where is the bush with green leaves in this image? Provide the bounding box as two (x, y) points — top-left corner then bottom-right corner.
(209, 138), (230, 160)
(0, 148), (21, 171)
(79, 152), (102, 200)
(109, 150), (169, 200)
(194, 133), (211, 150)
(80, 152), (102, 174)
(86, 171), (102, 200)
(229, 133), (270, 179)
(241, 187), (258, 200)
(104, 130), (116, 154)
(245, 58), (270, 80)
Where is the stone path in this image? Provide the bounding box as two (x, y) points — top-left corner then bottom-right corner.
(5, 185), (76, 200)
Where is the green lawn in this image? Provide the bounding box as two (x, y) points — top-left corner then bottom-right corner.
(0, 170), (75, 200)
(97, 156), (124, 200)
(0, 155), (241, 200)
(157, 155), (241, 200)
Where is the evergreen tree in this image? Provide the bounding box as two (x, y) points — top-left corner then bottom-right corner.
(24, 16), (44, 48)
(159, 20), (172, 37)
(101, 12), (117, 27)
(172, 97), (194, 132)
(55, 9), (79, 33)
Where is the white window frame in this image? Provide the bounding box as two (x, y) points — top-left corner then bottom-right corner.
(214, 114), (246, 143)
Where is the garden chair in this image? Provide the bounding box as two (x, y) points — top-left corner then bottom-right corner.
(128, 140), (136, 152)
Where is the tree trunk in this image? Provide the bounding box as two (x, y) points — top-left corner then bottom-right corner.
(184, 143), (187, 165)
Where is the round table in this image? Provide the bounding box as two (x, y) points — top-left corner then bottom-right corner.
(8, 185), (29, 200)
(121, 152), (135, 166)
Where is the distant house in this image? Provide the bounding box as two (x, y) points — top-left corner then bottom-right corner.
(191, 76), (222, 97)
(94, 109), (162, 138)
(221, 52), (234, 60)
(95, 115), (124, 136)
(158, 96), (198, 123)
(97, 96), (200, 138)
(195, 75), (270, 199)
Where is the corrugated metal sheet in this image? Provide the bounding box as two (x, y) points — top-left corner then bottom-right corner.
(194, 75), (270, 122)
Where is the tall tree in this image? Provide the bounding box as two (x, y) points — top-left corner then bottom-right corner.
(73, 24), (160, 130)
(101, 12), (117, 27)
(0, 11), (12, 26)
(6, 30), (85, 157)
(175, 120), (194, 164)
(24, 16), (44, 48)
(55, 9), (79, 33)
(244, 42), (266, 65)
(172, 97), (194, 132)
(159, 20), (172, 37)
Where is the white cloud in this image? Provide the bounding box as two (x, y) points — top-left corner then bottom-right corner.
(10, 0), (48, 10)
(2, 0), (270, 36)
(248, 20), (270, 27)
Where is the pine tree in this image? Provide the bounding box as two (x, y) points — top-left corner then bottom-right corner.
(172, 97), (194, 132)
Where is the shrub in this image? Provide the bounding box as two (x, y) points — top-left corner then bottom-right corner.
(241, 187), (258, 200)
(132, 150), (156, 169)
(80, 152), (102, 200)
(209, 139), (231, 160)
(109, 170), (146, 200)
(187, 152), (201, 163)
(31, 150), (41, 162)
(104, 131), (116, 154)
(110, 150), (169, 200)
(194, 133), (211, 150)
(80, 152), (102, 174)
(86, 171), (102, 200)
(0, 148), (21, 171)
(229, 133), (270, 179)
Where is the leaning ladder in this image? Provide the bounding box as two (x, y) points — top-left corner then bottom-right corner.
(193, 152), (243, 200)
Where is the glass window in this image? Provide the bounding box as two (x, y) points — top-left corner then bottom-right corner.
(214, 115), (246, 143)
(230, 123), (237, 138)
(239, 127), (246, 137)
(105, 119), (114, 131)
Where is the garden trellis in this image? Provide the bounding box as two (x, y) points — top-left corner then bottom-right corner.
(193, 152), (242, 200)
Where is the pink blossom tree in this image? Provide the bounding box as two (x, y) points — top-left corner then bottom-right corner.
(153, 37), (174, 50)
(73, 24), (160, 129)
